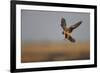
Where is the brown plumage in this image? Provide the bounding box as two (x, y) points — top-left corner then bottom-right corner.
(61, 18), (82, 43)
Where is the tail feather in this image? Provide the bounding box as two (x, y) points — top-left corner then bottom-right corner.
(65, 34), (75, 43)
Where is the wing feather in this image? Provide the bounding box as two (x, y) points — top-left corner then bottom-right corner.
(61, 18), (67, 31)
(69, 21), (82, 32)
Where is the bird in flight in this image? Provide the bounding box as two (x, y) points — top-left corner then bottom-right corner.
(61, 18), (82, 43)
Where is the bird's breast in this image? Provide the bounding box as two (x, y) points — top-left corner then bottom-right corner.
(64, 31), (71, 36)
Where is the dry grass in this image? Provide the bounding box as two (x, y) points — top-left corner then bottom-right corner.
(21, 41), (90, 63)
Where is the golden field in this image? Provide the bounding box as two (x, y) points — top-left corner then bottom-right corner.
(21, 41), (90, 63)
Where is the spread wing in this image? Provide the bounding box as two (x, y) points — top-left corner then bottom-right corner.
(69, 21), (82, 32)
(61, 18), (67, 31)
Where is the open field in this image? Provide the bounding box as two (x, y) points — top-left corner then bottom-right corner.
(21, 41), (90, 63)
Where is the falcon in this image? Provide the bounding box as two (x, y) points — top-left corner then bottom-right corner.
(61, 18), (82, 43)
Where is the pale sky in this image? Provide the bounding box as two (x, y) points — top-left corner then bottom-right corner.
(21, 10), (90, 42)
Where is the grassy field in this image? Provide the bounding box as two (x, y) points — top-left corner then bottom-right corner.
(21, 41), (90, 63)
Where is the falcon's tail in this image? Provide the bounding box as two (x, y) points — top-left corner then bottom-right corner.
(65, 34), (75, 43)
